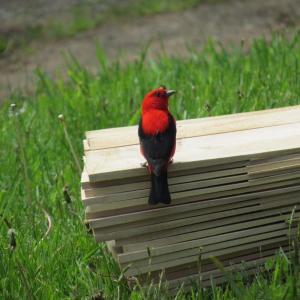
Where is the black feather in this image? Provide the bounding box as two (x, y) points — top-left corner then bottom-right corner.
(138, 113), (176, 205)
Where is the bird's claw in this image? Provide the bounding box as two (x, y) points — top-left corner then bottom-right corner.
(140, 161), (148, 168)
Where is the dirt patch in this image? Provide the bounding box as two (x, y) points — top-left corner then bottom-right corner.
(1, 0), (300, 100)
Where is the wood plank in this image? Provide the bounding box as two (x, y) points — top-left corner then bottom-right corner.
(163, 242), (288, 281)
(137, 241), (287, 284)
(123, 234), (289, 276)
(248, 157), (300, 176)
(123, 226), (295, 271)
(94, 200), (260, 239)
(81, 161), (249, 189)
(164, 239), (288, 279)
(99, 198), (260, 233)
(249, 170), (300, 186)
(85, 105), (300, 150)
(106, 241), (118, 260)
(85, 123), (300, 182)
(88, 185), (300, 228)
(249, 152), (300, 167)
(165, 250), (280, 289)
(85, 176), (300, 214)
(85, 179), (300, 218)
(122, 206), (298, 251)
(125, 235), (293, 279)
(95, 191), (296, 236)
(82, 174), (249, 206)
(118, 218), (292, 264)
(83, 166), (248, 198)
(83, 169), (300, 207)
(166, 254), (277, 291)
(83, 139), (89, 151)
(84, 181), (251, 212)
(249, 166), (300, 180)
(93, 195), (299, 242)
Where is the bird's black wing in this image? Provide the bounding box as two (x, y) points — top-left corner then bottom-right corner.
(138, 113), (176, 175)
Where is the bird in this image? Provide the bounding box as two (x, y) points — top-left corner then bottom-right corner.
(138, 86), (177, 205)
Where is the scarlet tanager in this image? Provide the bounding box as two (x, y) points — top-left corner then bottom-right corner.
(138, 86), (177, 205)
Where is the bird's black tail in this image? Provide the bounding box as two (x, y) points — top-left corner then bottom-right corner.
(149, 170), (171, 205)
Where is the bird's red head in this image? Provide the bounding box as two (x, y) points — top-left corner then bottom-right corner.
(142, 87), (176, 114)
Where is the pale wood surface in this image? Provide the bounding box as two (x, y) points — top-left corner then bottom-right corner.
(83, 166), (248, 197)
(88, 185), (300, 229)
(122, 206), (298, 251)
(81, 106), (300, 283)
(163, 239), (288, 275)
(85, 178), (300, 217)
(82, 173), (249, 206)
(81, 161), (249, 189)
(85, 105), (300, 150)
(93, 195), (299, 242)
(165, 244), (287, 288)
(123, 234), (289, 276)
(123, 228), (296, 275)
(164, 240), (288, 280)
(82, 170), (300, 207)
(85, 123), (300, 182)
(85, 179), (300, 218)
(117, 215), (292, 264)
(83, 140), (89, 151)
(166, 250), (285, 291)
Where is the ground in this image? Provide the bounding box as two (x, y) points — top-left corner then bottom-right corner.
(0, 0), (300, 100)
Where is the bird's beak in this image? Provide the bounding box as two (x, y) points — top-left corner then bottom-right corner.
(166, 90), (176, 97)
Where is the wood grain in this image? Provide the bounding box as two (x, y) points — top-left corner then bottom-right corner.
(88, 185), (300, 229)
(86, 105), (300, 150)
(81, 106), (300, 286)
(123, 234), (289, 276)
(85, 123), (300, 182)
(93, 194), (299, 242)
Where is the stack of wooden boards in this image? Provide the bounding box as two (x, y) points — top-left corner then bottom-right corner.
(81, 105), (300, 291)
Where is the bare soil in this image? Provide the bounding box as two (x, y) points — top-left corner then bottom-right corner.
(0, 0), (300, 100)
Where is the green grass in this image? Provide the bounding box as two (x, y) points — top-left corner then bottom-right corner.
(1, 33), (300, 299)
(0, 0), (204, 57)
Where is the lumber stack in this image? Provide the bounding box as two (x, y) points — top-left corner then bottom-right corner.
(81, 105), (300, 290)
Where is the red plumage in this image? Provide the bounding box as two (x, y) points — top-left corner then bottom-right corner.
(138, 87), (177, 205)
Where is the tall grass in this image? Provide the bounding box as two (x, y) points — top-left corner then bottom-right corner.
(0, 33), (300, 299)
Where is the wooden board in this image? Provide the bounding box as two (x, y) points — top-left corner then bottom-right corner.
(134, 240), (288, 284)
(81, 161), (249, 189)
(85, 105), (300, 150)
(122, 228), (296, 274)
(121, 206), (299, 251)
(163, 241), (288, 281)
(83, 166), (248, 198)
(83, 139), (89, 151)
(88, 185), (300, 229)
(93, 194), (299, 242)
(85, 177), (300, 218)
(249, 170), (300, 185)
(117, 215), (294, 264)
(82, 169), (300, 207)
(123, 233), (290, 276)
(166, 251), (282, 292)
(248, 156), (300, 177)
(164, 245), (287, 289)
(85, 123), (300, 182)
(82, 173), (249, 206)
(81, 106), (300, 288)
(93, 192), (293, 238)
